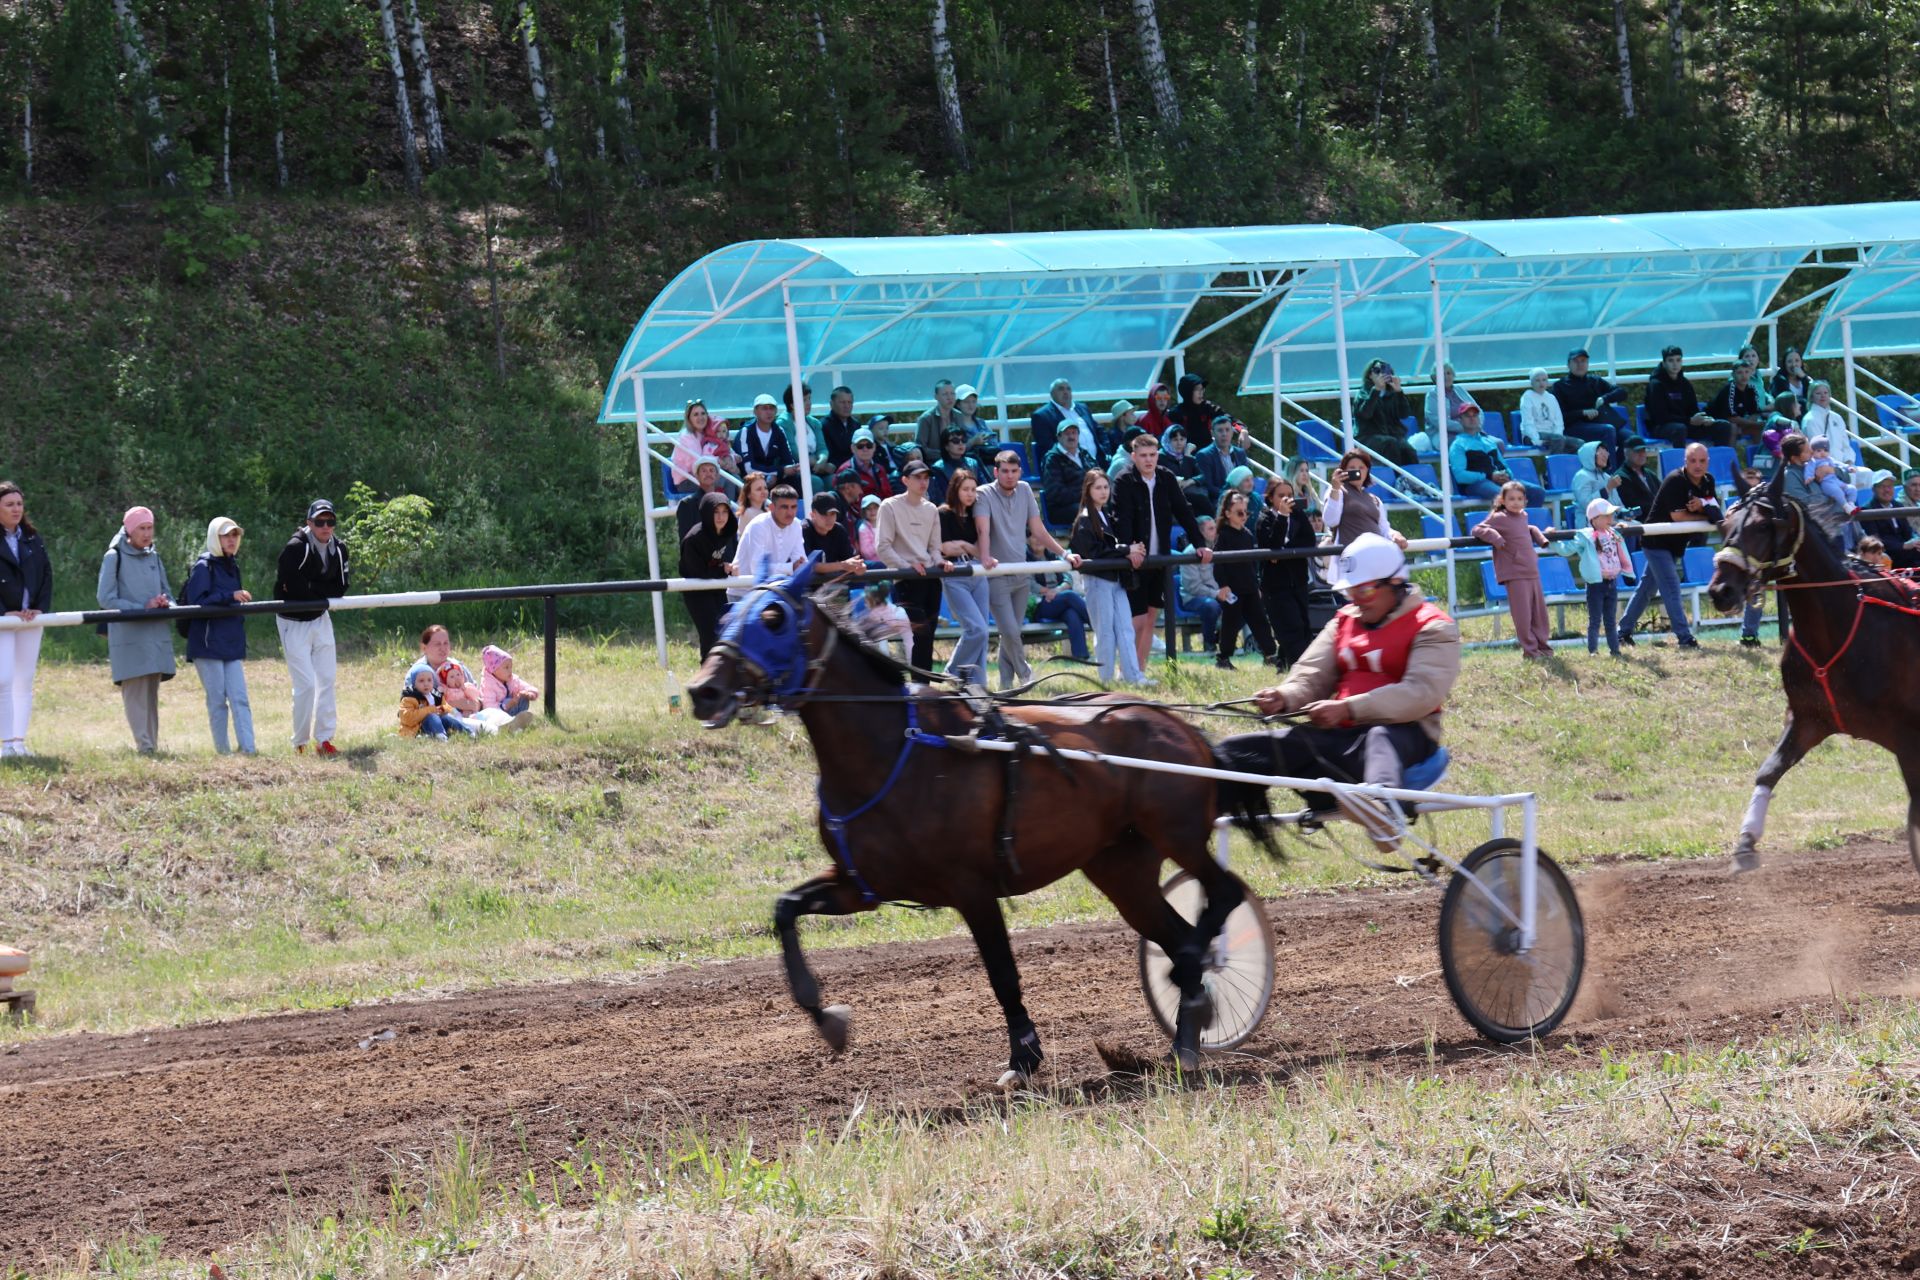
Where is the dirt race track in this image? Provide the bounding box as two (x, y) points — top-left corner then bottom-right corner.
(6, 838), (1920, 1270)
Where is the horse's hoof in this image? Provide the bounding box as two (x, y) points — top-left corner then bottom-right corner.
(816, 1004), (852, 1055)
(1168, 1045), (1202, 1074)
(1730, 843), (1760, 874)
(1181, 989), (1216, 1032)
(995, 1067), (1031, 1092)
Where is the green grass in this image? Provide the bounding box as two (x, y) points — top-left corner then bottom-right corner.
(1, 628), (1906, 1039)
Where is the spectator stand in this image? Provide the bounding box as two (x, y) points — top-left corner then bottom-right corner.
(599, 226), (1423, 668)
(1806, 239), (1920, 475)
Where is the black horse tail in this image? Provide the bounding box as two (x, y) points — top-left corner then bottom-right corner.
(1212, 744), (1286, 863)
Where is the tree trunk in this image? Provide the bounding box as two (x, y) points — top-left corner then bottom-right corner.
(1131, 0), (1181, 131)
(21, 96), (31, 188)
(1243, 3), (1258, 95)
(110, 0), (176, 184)
(221, 50), (232, 196)
(374, 0), (422, 191)
(1614, 0), (1637, 118)
(1667, 0), (1684, 88)
(930, 0), (967, 167)
(705, 0), (720, 181)
(1491, 0), (1502, 43)
(609, 11), (638, 170)
(1294, 27), (1306, 141)
(403, 0), (446, 167)
(483, 199), (506, 378)
(517, 0), (562, 189)
(814, 4), (847, 163)
(264, 0), (288, 186)
(1098, 0), (1124, 150)
(1418, 0), (1440, 87)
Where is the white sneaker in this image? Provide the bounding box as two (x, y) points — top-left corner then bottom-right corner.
(506, 710), (536, 731)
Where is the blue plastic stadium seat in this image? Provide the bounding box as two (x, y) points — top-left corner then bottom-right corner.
(1401, 745), (1451, 792)
(1706, 446), (1738, 487)
(1876, 395), (1920, 432)
(1525, 506), (1551, 530)
(1294, 419), (1341, 462)
(1401, 415), (1420, 433)
(1420, 514), (1453, 541)
(1659, 446), (1686, 475)
(1545, 453), (1581, 494)
(1635, 404), (1649, 432)
(1539, 556), (1579, 596)
(1478, 559), (1508, 604)
(1681, 546), (1717, 584)
(1463, 510), (1491, 535)
(1506, 455), (1543, 487)
(1404, 462), (1440, 490)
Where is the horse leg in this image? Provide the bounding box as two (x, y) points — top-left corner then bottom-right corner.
(1084, 839), (1246, 1071)
(1898, 746), (1920, 879)
(1733, 712), (1828, 873)
(774, 874), (874, 1054)
(953, 895), (1045, 1087)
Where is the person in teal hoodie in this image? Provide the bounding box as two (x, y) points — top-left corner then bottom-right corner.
(1568, 440), (1623, 518)
(1553, 497), (1636, 655)
(1447, 405), (1544, 503)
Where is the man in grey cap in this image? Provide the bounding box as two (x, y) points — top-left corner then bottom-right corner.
(274, 499), (351, 756)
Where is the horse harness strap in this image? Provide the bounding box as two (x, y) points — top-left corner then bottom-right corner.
(816, 700), (952, 904)
(1788, 584), (1920, 738)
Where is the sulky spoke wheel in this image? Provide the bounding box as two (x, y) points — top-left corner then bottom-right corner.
(1438, 838), (1585, 1043)
(1138, 871), (1275, 1052)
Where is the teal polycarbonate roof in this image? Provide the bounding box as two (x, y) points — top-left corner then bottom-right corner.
(1808, 241), (1920, 358)
(1241, 201), (1920, 395)
(599, 226), (1415, 423)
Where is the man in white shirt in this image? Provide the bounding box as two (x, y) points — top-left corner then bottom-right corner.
(729, 485), (806, 602)
(976, 449), (1079, 688)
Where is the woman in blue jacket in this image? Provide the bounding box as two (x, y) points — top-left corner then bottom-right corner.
(184, 516), (257, 754)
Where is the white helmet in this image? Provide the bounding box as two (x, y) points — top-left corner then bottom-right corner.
(1330, 532), (1407, 592)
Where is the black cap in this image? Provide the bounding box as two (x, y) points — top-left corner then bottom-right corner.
(1568, 347), (1590, 361)
(307, 498), (335, 522)
(810, 493), (840, 514)
(1623, 435), (1649, 451)
(943, 426), (969, 442)
(901, 460), (931, 477)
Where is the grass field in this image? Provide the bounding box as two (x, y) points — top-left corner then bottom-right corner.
(1, 627), (1906, 1040)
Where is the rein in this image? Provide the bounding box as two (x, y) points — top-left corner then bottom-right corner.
(816, 700), (953, 904)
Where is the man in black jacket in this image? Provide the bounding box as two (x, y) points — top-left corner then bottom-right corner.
(274, 498), (351, 755)
(1112, 432), (1212, 671)
(1617, 443), (1719, 649)
(1549, 349), (1626, 454)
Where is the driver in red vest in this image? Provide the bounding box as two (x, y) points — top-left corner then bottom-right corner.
(1215, 532), (1462, 851)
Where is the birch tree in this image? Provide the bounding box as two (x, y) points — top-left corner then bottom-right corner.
(704, 0), (719, 179)
(1668, 0), (1684, 86)
(814, 4), (846, 164)
(21, 97), (32, 187)
(1098, 0), (1124, 150)
(374, 0), (422, 191)
(608, 10), (637, 169)
(404, 0), (447, 167)
(1614, 0), (1638, 118)
(1131, 0), (1181, 131)
(931, 0), (967, 167)
(517, 0), (561, 189)
(221, 49), (232, 195)
(263, 0), (288, 185)
(111, 0), (177, 184)
(1242, 3), (1258, 95)
(1417, 0), (1440, 87)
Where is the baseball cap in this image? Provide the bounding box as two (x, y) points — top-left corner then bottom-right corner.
(1867, 469), (1895, 487)
(307, 498), (335, 522)
(860, 493), (882, 510)
(1585, 497), (1619, 522)
(1109, 400), (1135, 418)
(810, 493), (839, 514)
(1568, 347), (1590, 361)
(1623, 436), (1649, 451)
(953, 383), (978, 400)
(1329, 532), (1407, 591)
(901, 460), (931, 477)
(752, 393), (778, 409)
(1459, 402), (1482, 417)
(851, 427), (876, 445)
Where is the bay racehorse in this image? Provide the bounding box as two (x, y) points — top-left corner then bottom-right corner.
(683, 556), (1265, 1080)
(1707, 474), (1920, 874)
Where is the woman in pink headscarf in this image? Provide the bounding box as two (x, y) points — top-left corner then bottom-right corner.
(96, 505), (177, 753)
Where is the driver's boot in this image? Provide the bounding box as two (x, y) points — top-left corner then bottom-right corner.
(1335, 792), (1405, 855)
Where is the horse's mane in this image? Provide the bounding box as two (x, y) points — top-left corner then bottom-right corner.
(813, 589), (913, 687)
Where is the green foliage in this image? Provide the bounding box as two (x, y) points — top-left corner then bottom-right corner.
(338, 481), (438, 590)
(158, 152), (259, 281)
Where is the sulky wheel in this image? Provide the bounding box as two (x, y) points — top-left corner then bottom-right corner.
(1138, 871), (1275, 1052)
(1438, 838), (1585, 1043)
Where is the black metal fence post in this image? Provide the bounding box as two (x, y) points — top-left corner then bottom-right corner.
(543, 594), (557, 719)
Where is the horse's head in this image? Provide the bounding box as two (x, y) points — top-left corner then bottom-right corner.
(685, 554), (825, 728)
(1708, 471), (1803, 614)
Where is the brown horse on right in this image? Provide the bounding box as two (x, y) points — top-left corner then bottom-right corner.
(1708, 474), (1920, 873)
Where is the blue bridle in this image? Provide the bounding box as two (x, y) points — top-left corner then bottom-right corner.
(710, 553), (828, 706)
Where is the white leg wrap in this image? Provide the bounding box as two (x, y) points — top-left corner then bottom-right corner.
(1740, 785), (1774, 842)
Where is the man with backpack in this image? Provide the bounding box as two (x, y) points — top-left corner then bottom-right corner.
(275, 499), (350, 756)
